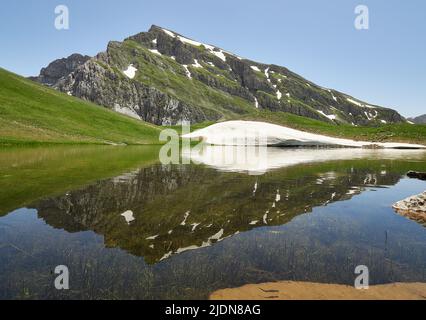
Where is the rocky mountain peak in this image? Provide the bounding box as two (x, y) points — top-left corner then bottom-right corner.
(30, 53), (90, 86)
(30, 26), (407, 126)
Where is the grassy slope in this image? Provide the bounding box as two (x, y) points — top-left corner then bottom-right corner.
(0, 68), (162, 145)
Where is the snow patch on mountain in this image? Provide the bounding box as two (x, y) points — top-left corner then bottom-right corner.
(347, 98), (377, 110)
(161, 28), (176, 38)
(123, 64), (137, 79)
(328, 90), (337, 101)
(192, 59), (202, 68)
(161, 28), (227, 62)
(364, 111), (376, 120)
(149, 49), (162, 56)
(318, 110), (336, 121)
(264, 67), (271, 83)
(364, 104), (376, 109)
(183, 65), (192, 78)
(347, 98), (363, 107)
(211, 49), (226, 62)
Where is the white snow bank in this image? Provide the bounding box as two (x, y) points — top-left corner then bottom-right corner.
(123, 64), (137, 79)
(318, 110), (336, 121)
(149, 49), (162, 55)
(254, 97), (259, 109)
(328, 90), (337, 101)
(251, 66), (261, 72)
(347, 98), (377, 110)
(364, 111), (377, 120)
(346, 98), (363, 107)
(182, 120), (425, 149)
(211, 49), (226, 62)
(364, 104), (376, 109)
(264, 67), (271, 83)
(192, 59), (202, 68)
(162, 28), (210, 49)
(182, 65), (192, 78)
(161, 28), (227, 61)
(161, 28), (176, 38)
(178, 34), (206, 47)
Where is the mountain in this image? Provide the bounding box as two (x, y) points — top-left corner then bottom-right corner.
(0, 68), (161, 145)
(31, 25), (406, 127)
(29, 53), (90, 86)
(408, 114), (426, 124)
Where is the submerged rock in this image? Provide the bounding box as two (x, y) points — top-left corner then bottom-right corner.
(393, 191), (426, 226)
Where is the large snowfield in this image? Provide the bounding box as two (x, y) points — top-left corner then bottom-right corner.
(182, 120), (426, 149)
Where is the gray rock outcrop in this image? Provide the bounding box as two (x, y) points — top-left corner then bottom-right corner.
(29, 53), (90, 86)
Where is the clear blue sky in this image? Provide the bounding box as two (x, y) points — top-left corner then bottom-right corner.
(1, 0), (424, 117)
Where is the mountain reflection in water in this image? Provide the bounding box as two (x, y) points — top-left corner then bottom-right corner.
(31, 148), (426, 264)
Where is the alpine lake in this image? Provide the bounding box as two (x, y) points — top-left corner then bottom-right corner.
(0, 145), (425, 299)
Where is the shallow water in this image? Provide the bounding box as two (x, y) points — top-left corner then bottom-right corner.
(0, 146), (425, 299)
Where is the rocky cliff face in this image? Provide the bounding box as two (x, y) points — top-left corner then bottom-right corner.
(31, 25), (407, 126)
(29, 53), (90, 86)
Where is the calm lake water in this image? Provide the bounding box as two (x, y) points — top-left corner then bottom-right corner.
(0, 145), (425, 299)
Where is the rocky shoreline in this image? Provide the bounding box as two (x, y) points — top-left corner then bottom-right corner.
(393, 191), (426, 226)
